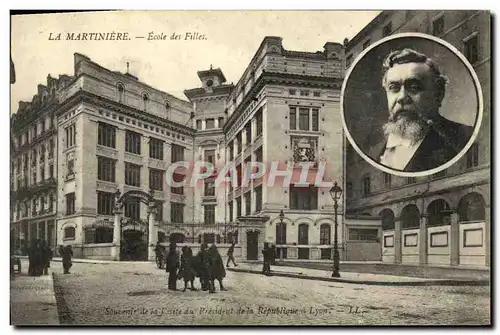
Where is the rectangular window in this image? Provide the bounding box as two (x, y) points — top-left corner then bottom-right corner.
(97, 122), (116, 148)
(228, 201), (234, 222)
(204, 149), (216, 165)
(255, 185), (262, 212)
(155, 201), (164, 221)
(290, 185), (318, 210)
(244, 191), (251, 215)
(312, 109), (319, 131)
(383, 22), (392, 37)
(299, 108), (310, 131)
(289, 89), (296, 95)
(466, 143), (479, 168)
(49, 139), (54, 158)
(171, 173), (185, 195)
(124, 197), (140, 219)
(66, 159), (75, 178)
(97, 157), (116, 182)
(65, 124), (76, 148)
(204, 204), (216, 225)
(363, 176), (371, 196)
(289, 107), (297, 130)
(149, 168), (164, 191)
(171, 144), (184, 163)
(97, 191), (115, 215)
(237, 132), (242, 154)
(256, 108), (263, 137)
(125, 130), (141, 154)
(149, 137), (164, 160)
(465, 34), (479, 64)
(171, 202), (184, 223)
(432, 15), (445, 36)
(40, 166), (45, 181)
(66, 193), (75, 215)
(300, 90), (309, 96)
(205, 118), (215, 129)
(125, 162), (141, 187)
(254, 146), (263, 163)
(196, 120), (202, 130)
(204, 179), (215, 196)
(384, 173), (391, 188)
(245, 123), (252, 144)
(228, 141), (234, 161)
(236, 197), (242, 217)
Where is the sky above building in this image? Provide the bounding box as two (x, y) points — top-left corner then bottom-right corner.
(10, 10), (380, 115)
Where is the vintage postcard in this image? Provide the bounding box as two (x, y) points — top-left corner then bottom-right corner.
(9, 10), (491, 326)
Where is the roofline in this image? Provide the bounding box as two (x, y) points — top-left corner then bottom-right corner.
(345, 10), (391, 51)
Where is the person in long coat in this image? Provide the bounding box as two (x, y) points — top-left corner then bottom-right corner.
(208, 245), (227, 293)
(34, 239), (44, 276)
(28, 239), (37, 276)
(262, 243), (271, 276)
(165, 243), (180, 291)
(61, 245), (73, 274)
(197, 243), (211, 291)
(178, 246), (197, 292)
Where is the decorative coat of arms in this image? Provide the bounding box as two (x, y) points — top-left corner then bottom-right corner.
(291, 137), (318, 166)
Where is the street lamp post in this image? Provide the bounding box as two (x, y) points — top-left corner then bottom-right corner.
(329, 182), (343, 278)
(278, 209), (284, 261)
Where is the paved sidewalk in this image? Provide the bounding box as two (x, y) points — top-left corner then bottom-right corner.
(17, 256), (150, 265)
(10, 260), (59, 325)
(227, 263), (490, 286)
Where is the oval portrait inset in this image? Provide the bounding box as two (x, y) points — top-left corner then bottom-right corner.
(341, 33), (483, 177)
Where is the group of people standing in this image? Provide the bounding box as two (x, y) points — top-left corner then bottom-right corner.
(164, 242), (234, 293)
(27, 239), (53, 276)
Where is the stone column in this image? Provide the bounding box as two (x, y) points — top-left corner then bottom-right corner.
(148, 204), (157, 261)
(394, 218), (402, 264)
(450, 211), (460, 266)
(419, 215), (428, 265)
(112, 203), (123, 261)
(485, 205), (490, 267)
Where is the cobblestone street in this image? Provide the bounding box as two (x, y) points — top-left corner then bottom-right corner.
(51, 261), (490, 326)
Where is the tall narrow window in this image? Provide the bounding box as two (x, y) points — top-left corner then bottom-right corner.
(255, 185), (262, 212)
(299, 108), (309, 131)
(255, 108), (263, 137)
(228, 141), (234, 161)
(125, 197), (140, 219)
(244, 191), (251, 215)
(206, 118), (215, 129)
(464, 34), (479, 64)
(65, 124), (76, 148)
(218, 117), (225, 128)
(312, 109), (319, 131)
(237, 132), (242, 154)
(66, 193), (75, 215)
(117, 83), (124, 103)
(97, 191), (115, 215)
(171, 202), (184, 223)
(98, 122), (116, 148)
(149, 137), (164, 160)
(228, 201), (234, 222)
(204, 149), (216, 165)
(171, 144), (184, 163)
(125, 162), (141, 187)
(149, 168), (164, 191)
(97, 157), (116, 182)
(289, 107), (297, 130)
(204, 204), (216, 225)
(125, 130), (141, 154)
(245, 123), (252, 144)
(432, 15), (445, 36)
(196, 120), (202, 130)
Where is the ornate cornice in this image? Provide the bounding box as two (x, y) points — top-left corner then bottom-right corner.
(55, 90), (196, 137)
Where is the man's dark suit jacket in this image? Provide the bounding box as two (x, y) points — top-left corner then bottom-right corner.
(369, 115), (474, 172)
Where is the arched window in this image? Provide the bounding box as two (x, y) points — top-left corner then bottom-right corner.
(458, 192), (486, 222)
(142, 93), (149, 111)
(380, 208), (395, 230)
(64, 227), (76, 240)
(276, 222), (286, 245)
(117, 83), (124, 103)
(427, 199), (451, 226)
(298, 223), (309, 245)
(401, 205), (420, 229)
(320, 224), (331, 245)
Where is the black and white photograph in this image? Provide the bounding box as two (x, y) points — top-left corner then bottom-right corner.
(8, 10), (491, 327)
(342, 33), (483, 176)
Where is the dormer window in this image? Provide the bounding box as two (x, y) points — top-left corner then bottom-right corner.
(117, 83), (124, 103)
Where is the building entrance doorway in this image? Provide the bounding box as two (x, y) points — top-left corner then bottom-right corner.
(246, 231), (259, 260)
(121, 230), (147, 261)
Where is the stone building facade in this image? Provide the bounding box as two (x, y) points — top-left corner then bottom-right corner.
(343, 10), (490, 267)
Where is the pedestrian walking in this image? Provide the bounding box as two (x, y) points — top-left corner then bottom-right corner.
(178, 246), (197, 292)
(208, 245), (227, 293)
(262, 243), (271, 276)
(165, 242), (180, 291)
(197, 243), (211, 291)
(226, 242), (238, 267)
(61, 245), (73, 274)
(28, 239), (36, 276)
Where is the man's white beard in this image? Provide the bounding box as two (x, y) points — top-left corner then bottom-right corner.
(383, 116), (429, 144)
